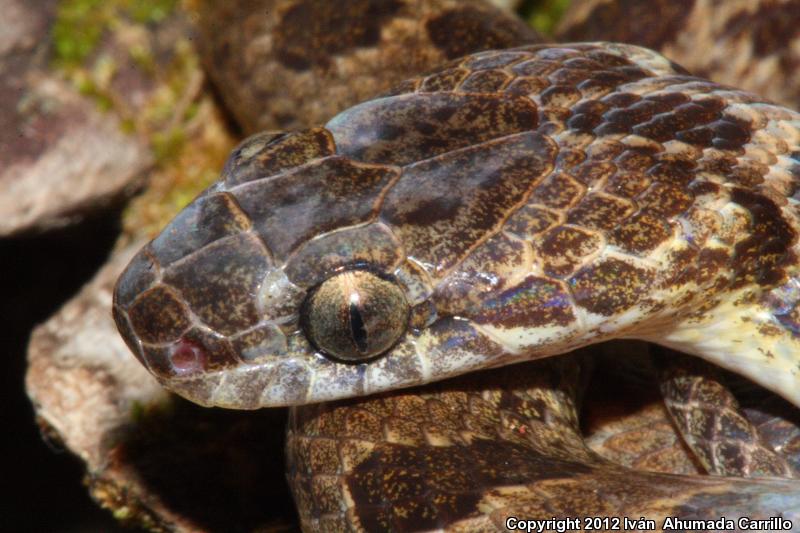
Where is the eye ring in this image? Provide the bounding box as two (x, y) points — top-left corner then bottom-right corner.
(300, 267), (409, 363)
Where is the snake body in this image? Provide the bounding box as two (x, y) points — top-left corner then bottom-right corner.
(113, 42), (800, 528)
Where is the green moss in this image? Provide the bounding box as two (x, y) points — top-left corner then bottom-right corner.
(151, 127), (186, 164)
(52, 0), (178, 69)
(519, 0), (572, 36)
(52, 0), (109, 67)
(128, 0), (178, 24)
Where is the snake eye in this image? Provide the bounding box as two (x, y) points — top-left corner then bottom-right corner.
(301, 269), (409, 362)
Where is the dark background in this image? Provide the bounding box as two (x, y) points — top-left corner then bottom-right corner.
(2, 208), (133, 532)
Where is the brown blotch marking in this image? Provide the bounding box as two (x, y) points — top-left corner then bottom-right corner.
(697, 152), (737, 178)
(572, 161), (616, 186)
(570, 258), (655, 316)
(419, 68), (469, 93)
(557, 0), (695, 49)
(610, 212), (673, 254)
(149, 192), (253, 266)
(646, 159), (696, 187)
(606, 171), (651, 198)
(548, 66), (594, 86)
(529, 172), (585, 209)
(273, 0), (403, 70)
(504, 76), (549, 97)
(223, 128), (336, 187)
(637, 182), (694, 217)
(597, 98), (669, 136)
(662, 246), (699, 287)
(458, 69), (511, 93)
(326, 92), (539, 167)
(474, 275), (576, 328)
(600, 91), (641, 109)
(730, 188), (796, 287)
(381, 132), (555, 274)
(347, 439), (592, 531)
(566, 193), (635, 231)
(424, 6), (538, 60)
(163, 233), (271, 336)
(566, 110), (603, 133)
(710, 117), (753, 152)
(539, 225), (603, 278)
(728, 160), (768, 187)
(128, 285), (191, 344)
(233, 156), (397, 260)
(505, 205), (561, 238)
(723, 1), (800, 58)
(539, 85), (581, 108)
(677, 126), (714, 147)
(614, 147), (657, 172)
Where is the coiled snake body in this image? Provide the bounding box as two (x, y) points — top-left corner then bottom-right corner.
(114, 42), (800, 530)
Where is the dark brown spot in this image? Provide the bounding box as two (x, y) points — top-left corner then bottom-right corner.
(646, 159), (696, 187)
(420, 68), (469, 92)
(570, 259), (655, 315)
(610, 212), (673, 254)
(572, 161), (616, 186)
(128, 285), (191, 344)
(606, 171), (651, 198)
(381, 132), (555, 273)
(458, 69), (510, 93)
(505, 205), (561, 238)
(557, 0), (695, 49)
(697, 248), (731, 286)
(529, 172), (585, 209)
(512, 59), (558, 77)
(710, 118), (752, 152)
(730, 188), (796, 287)
(539, 226), (603, 277)
(566, 193), (635, 231)
(637, 182), (694, 217)
(274, 0), (403, 70)
(425, 6), (538, 60)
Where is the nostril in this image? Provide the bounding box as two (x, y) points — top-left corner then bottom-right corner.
(169, 338), (208, 375)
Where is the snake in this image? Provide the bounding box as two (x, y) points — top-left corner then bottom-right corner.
(111, 37), (800, 530)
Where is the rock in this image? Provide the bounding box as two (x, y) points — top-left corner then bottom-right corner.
(0, 0), (151, 236)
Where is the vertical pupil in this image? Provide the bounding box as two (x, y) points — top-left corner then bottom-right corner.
(348, 301), (368, 353)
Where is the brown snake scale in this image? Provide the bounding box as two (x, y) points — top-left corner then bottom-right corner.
(113, 40), (800, 530)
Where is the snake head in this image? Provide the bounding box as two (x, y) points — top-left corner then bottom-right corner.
(113, 119), (517, 408)
(112, 73), (567, 409)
